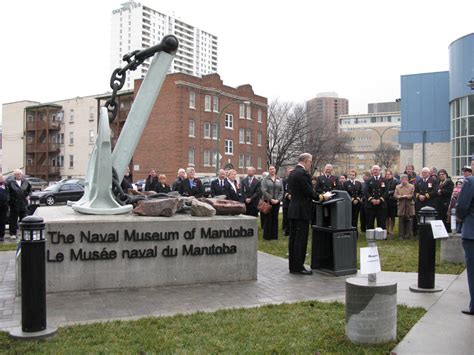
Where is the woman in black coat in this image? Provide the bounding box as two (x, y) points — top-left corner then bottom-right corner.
(437, 169), (454, 232)
(155, 174), (171, 194)
(145, 169), (159, 192)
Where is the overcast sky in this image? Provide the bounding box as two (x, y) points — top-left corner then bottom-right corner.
(1, 0), (474, 122)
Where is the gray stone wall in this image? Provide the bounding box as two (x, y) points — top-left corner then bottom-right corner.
(37, 207), (257, 293)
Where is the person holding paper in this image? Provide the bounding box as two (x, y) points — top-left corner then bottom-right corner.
(455, 175), (474, 316)
(394, 174), (415, 240)
(287, 153), (332, 275)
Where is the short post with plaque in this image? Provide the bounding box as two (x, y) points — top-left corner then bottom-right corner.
(410, 206), (444, 293)
(10, 216), (57, 340)
(345, 229), (397, 344)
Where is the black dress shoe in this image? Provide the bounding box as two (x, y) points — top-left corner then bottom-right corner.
(461, 309), (474, 315)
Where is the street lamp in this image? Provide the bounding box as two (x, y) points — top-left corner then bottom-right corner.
(215, 99), (251, 175)
(363, 125), (400, 148)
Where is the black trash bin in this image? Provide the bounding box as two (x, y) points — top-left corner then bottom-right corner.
(311, 190), (357, 276)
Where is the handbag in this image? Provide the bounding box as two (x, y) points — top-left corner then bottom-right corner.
(257, 199), (272, 214)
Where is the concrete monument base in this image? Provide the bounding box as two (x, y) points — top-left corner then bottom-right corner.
(345, 277), (397, 344)
(441, 233), (465, 264)
(34, 206), (257, 293)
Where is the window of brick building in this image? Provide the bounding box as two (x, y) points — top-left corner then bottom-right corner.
(239, 128), (245, 144)
(211, 123), (218, 140)
(188, 148), (195, 166)
(257, 131), (262, 146)
(69, 155), (74, 168)
(69, 132), (74, 145)
(213, 96), (219, 112)
(225, 140), (233, 155)
(189, 120), (195, 137)
(239, 153), (245, 168)
(204, 95), (211, 111)
(204, 122), (211, 138)
(246, 129), (252, 144)
(258, 109), (263, 123)
(189, 91), (196, 109)
(203, 150), (210, 166)
(246, 155), (251, 167)
(257, 156), (262, 170)
(246, 104), (252, 120)
(239, 103), (245, 118)
(225, 113), (233, 129)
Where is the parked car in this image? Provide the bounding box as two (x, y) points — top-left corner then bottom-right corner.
(54, 178), (85, 187)
(133, 179), (146, 192)
(31, 181), (84, 206)
(26, 177), (49, 191)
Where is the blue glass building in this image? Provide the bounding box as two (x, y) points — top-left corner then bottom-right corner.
(400, 33), (474, 175)
(449, 33), (474, 175)
(399, 71), (450, 171)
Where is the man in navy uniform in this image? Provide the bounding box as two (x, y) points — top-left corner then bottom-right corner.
(211, 169), (227, 197)
(288, 153), (332, 275)
(315, 164), (339, 202)
(413, 167), (439, 235)
(343, 169), (362, 228)
(366, 165), (387, 229)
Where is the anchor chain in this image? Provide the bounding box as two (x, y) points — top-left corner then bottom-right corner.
(104, 35), (179, 123)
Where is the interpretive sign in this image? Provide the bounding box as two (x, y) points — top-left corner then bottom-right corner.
(38, 206), (257, 293)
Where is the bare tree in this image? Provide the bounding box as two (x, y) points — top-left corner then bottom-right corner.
(373, 143), (399, 170)
(266, 100), (310, 172)
(299, 118), (352, 174)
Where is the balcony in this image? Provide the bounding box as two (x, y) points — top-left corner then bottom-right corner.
(25, 165), (60, 177)
(25, 120), (60, 131)
(26, 143), (60, 153)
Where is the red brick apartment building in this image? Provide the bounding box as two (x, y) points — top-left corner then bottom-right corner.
(98, 73), (268, 180)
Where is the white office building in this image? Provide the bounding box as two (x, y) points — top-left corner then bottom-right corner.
(110, 1), (218, 89)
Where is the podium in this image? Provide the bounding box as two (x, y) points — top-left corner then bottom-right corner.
(312, 190), (357, 276)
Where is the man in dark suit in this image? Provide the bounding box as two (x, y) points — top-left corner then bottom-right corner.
(282, 167), (293, 236)
(315, 164), (339, 202)
(210, 169), (227, 197)
(366, 165), (387, 229)
(343, 169), (363, 228)
(288, 153), (332, 275)
(240, 167), (261, 217)
(178, 167), (204, 197)
(7, 169), (31, 238)
(454, 171), (474, 316)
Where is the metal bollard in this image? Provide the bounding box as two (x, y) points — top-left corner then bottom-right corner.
(365, 229), (377, 283)
(9, 216), (57, 340)
(409, 206), (443, 293)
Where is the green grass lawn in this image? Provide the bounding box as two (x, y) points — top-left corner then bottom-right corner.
(0, 301), (425, 354)
(0, 242), (16, 252)
(258, 215), (465, 275)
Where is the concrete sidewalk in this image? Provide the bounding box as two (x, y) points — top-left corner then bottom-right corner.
(0, 250), (457, 331)
(392, 270), (474, 355)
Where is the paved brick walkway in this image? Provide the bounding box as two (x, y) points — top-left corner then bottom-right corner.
(0, 250), (457, 331)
